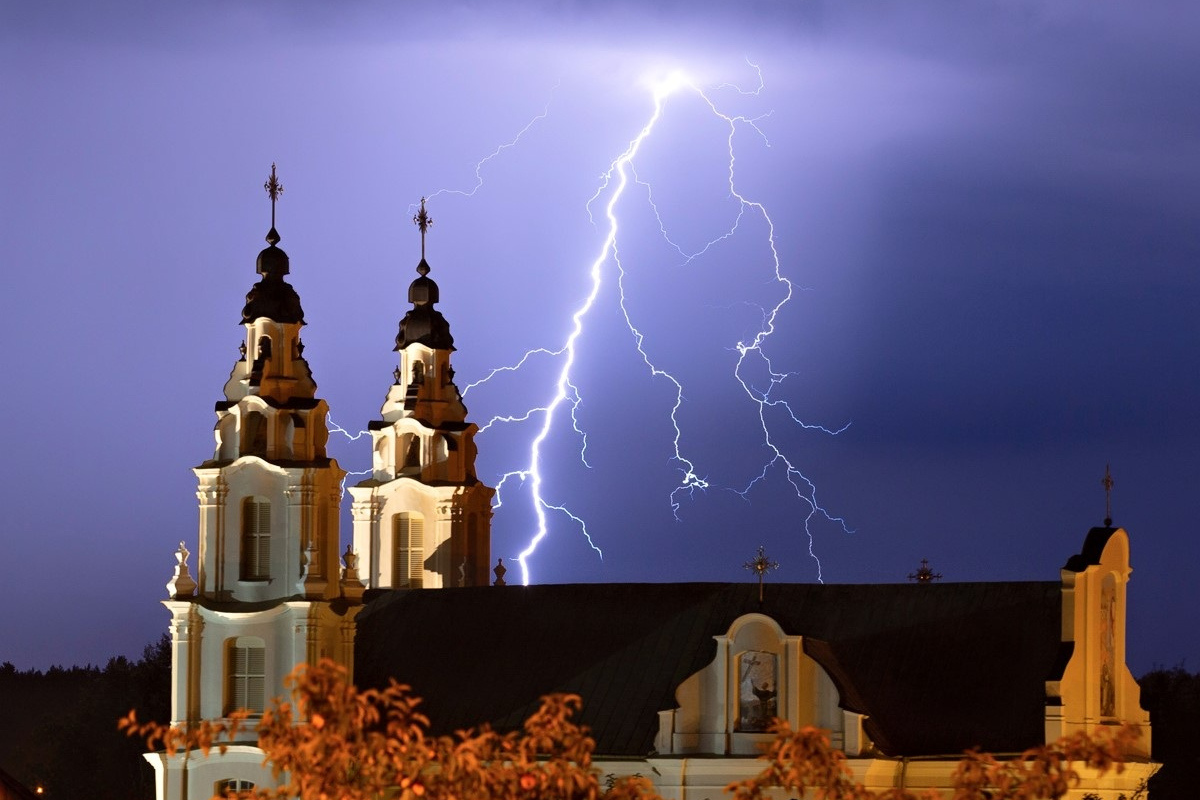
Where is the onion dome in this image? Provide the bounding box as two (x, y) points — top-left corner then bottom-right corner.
(241, 164), (305, 324)
(396, 258), (454, 350)
(242, 226), (305, 324)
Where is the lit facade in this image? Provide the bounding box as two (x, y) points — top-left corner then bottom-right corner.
(148, 183), (1155, 800)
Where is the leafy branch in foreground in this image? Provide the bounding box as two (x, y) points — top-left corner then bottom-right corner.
(123, 658), (1139, 800)
(121, 658), (656, 800)
(726, 719), (1141, 800)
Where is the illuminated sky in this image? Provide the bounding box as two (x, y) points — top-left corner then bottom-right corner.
(1, 1), (1196, 673)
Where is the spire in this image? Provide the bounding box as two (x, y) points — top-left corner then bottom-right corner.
(243, 163), (303, 323)
(396, 197), (453, 351)
(264, 162), (283, 245)
(413, 196), (433, 262)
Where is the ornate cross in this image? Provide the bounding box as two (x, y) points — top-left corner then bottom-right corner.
(908, 558), (942, 583)
(413, 197), (433, 260)
(1102, 463), (1114, 526)
(744, 546), (779, 603)
(264, 163), (283, 229)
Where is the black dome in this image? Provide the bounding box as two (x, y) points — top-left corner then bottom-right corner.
(395, 258), (453, 350)
(242, 233), (304, 324)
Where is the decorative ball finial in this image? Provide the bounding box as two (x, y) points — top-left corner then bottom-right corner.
(493, 557), (508, 587)
(340, 545), (365, 602)
(166, 541), (197, 599)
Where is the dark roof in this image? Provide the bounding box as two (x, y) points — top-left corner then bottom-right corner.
(215, 397), (322, 412)
(194, 456), (336, 470)
(1063, 526), (1118, 571)
(242, 242), (304, 324)
(395, 260), (455, 351)
(396, 305), (454, 351)
(355, 581), (1063, 758)
(0, 766), (38, 800)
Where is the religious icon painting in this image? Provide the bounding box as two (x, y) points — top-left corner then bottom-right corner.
(736, 650), (778, 732)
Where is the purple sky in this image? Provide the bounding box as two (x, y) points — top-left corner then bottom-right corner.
(1, 1), (1196, 673)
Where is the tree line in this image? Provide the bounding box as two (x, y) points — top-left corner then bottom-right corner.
(0, 639), (1195, 799)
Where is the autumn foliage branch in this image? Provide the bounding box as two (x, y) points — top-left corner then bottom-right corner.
(726, 718), (1141, 800)
(121, 658), (656, 800)
(122, 658), (1139, 800)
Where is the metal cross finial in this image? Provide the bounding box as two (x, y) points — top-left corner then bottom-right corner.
(743, 545), (779, 603)
(908, 558), (942, 583)
(1102, 463), (1114, 526)
(413, 197), (433, 260)
(264, 163), (284, 229)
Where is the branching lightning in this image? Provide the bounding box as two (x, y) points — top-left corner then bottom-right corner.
(423, 63), (851, 586)
(327, 414), (372, 496)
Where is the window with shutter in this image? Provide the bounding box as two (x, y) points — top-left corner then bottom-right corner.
(225, 637), (266, 715)
(240, 497), (271, 580)
(392, 513), (424, 588)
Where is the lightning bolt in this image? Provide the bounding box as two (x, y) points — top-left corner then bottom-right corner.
(327, 414), (372, 497)
(424, 88), (557, 204)
(443, 64), (852, 586)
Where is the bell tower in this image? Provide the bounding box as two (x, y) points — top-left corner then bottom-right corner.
(150, 167), (364, 800)
(350, 199), (495, 589)
(191, 164), (349, 604)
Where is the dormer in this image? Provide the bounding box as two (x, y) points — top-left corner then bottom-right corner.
(656, 613), (851, 757)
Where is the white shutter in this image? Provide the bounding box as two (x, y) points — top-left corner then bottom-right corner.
(393, 514), (424, 588)
(227, 641), (266, 715)
(245, 646), (265, 712)
(242, 498), (271, 580)
(408, 516), (424, 587)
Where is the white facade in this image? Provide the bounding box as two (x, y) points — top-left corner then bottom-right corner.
(146, 190), (1152, 800)
(146, 223), (367, 800)
(147, 200), (495, 800)
(349, 261), (494, 591)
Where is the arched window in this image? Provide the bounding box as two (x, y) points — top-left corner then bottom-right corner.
(244, 411), (268, 455)
(215, 780), (255, 794)
(392, 513), (424, 588)
(403, 435), (421, 469)
(225, 637), (266, 715)
(241, 497), (270, 580)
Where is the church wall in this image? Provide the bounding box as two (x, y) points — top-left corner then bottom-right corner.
(1050, 528), (1151, 758)
(145, 746), (273, 800)
(634, 754), (1155, 800)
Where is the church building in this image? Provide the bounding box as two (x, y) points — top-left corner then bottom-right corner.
(146, 170), (1156, 799)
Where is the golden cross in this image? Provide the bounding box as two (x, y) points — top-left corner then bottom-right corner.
(743, 546), (779, 603)
(413, 197), (433, 260)
(1102, 464), (1114, 526)
(264, 163), (283, 230)
(908, 558), (942, 583)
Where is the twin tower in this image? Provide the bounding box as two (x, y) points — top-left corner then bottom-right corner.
(153, 175), (494, 795)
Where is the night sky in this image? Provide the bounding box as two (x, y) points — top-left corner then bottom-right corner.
(1, 1), (1197, 674)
